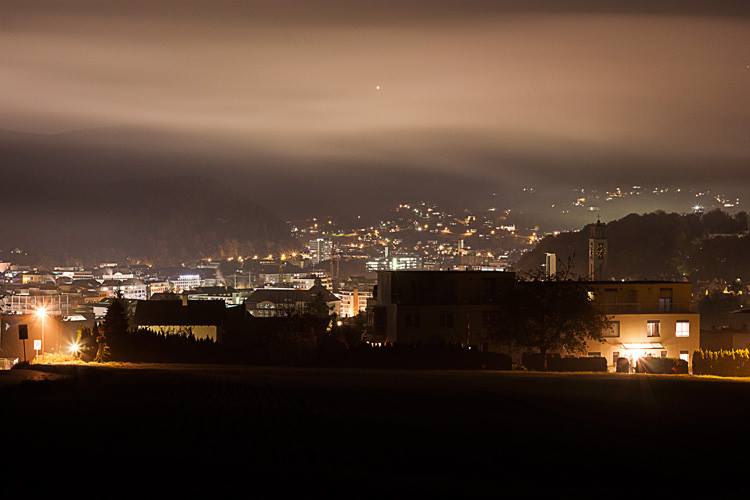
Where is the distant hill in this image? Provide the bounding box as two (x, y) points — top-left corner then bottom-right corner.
(517, 210), (750, 281)
(0, 129), (293, 265)
(0, 174), (293, 266)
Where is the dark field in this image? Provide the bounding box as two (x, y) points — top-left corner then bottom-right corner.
(3, 365), (748, 493)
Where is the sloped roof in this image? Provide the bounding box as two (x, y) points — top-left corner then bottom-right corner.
(246, 284), (339, 305)
(134, 300), (226, 326)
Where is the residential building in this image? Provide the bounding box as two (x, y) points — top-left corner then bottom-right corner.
(366, 255), (422, 272)
(187, 286), (251, 306)
(587, 281), (700, 371)
(366, 270), (516, 347)
(100, 279), (148, 300)
(336, 288), (372, 318)
(171, 274), (201, 292)
(133, 297), (227, 341)
(245, 281), (340, 318)
(700, 309), (750, 351)
(147, 280), (171, 298)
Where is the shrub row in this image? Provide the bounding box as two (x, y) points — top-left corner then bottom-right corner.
(635, 357), (688, 375)
(693, 349), (750, 376)
(521, 353), (607, 372)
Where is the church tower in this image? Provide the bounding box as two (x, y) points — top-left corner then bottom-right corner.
(588, 218), (607, 280)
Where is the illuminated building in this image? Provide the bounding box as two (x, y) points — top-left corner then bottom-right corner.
(308, 238), (333, 265)
(171, 274), (201, 292)
(586, 281), (700, 371)
(366, 255), (422, 272)
(100, 279), (148, 300)
(545, 253), (557, 278)
(336, 288), (372, 318)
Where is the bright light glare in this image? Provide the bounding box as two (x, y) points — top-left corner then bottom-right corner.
(336, 320), (343, 327)
(35, 307), (47, 319)
(68, 341), (81, 355)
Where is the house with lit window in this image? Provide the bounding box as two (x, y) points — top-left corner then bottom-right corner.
(586, 281), (700, 371)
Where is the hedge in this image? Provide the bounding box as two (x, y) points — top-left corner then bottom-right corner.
(333, 344), (512, 370)
(692, 349), (750, 377)
(521, 353), (607, 372)
(635, 357), (688, 375)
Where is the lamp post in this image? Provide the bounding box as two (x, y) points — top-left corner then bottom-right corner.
(35, 306), (47, 359)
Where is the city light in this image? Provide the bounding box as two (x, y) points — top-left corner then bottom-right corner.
(35, 306), (47, 319)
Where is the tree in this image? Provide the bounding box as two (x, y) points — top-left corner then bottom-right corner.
(93, 322), (110, 363)
(103, 297), (130, 338)
(496, 276), (609, 359)
(307, 290), (332, 319)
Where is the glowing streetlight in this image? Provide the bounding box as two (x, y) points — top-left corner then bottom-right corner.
(35, 306), (47, 358)
(68, 340), (81, 358)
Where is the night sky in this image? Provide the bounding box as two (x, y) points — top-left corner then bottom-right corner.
(1, 1), (749, 221)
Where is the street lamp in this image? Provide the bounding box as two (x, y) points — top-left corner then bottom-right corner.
(68, 340), (81, 358)
(35, 306), (47, 358)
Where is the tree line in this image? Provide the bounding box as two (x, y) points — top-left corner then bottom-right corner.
(519, 210), (750, 281)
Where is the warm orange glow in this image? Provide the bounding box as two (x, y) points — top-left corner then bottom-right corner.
(35, 306), (47, 319)
(68, 341), (81, 355)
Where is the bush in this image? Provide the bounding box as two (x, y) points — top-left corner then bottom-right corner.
(521, 352), (546, 371)
(692, 349), (750, 376)
(521, 353), (606, 372)
(546, 356), (607, 372)
(616, 357), (630, 373)
(336, 344), (512, 370)
(635, 357), (688, 374)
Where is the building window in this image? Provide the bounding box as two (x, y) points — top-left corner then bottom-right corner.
(661, 351), (667, 358)
(603, 320), (620, 338)
(679, 350), (690, 363)
(659, 288), (673, 312)
(647, 320), (660, 337)
(676, 320), (690, 337)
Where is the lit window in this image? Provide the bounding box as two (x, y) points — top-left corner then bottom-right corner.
(676, 320), (690, 337)
(646, 320), (660, 337)
(679, 351), (690, 363)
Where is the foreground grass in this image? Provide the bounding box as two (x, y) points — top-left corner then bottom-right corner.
(4, 364), (750, 490)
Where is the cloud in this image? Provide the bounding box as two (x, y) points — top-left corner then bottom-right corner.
(0, 1), (748, 217)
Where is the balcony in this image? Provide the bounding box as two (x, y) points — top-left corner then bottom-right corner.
(597, 302), (693, 314)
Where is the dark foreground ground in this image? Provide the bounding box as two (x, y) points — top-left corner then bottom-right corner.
(2, 365), (749, 494)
